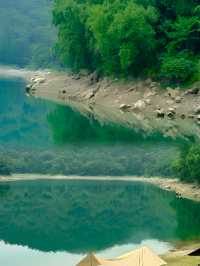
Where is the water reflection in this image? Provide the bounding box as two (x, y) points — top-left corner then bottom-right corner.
(0, 180), (200, 253)
(0, 78), (182, 177)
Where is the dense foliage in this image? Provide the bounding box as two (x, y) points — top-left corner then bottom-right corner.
(0, 0), (56, 67)
(53, 0), (200, 83)
(173, 144), (200, 183)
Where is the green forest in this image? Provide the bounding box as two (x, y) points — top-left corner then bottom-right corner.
(53, 0), (200, 84)
(0, 0), (56, 67)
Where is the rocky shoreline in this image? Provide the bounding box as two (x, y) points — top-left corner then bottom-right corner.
(26, 70), (200, 141)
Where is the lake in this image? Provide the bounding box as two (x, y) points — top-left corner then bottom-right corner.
(0, 76), (200, 265)
(0, 179), (200, 266)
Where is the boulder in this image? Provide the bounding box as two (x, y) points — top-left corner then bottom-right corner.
(188, 114), (195, 119)
(25, 84), (32, 94)
(119, 104), (131, 111)
(72, 74), (80, 80)
(33, 77), (46, 84)
(89, 71), (100, 85)
(167, 111), (175, 119)
(180, 114), (186, 119)
(128, 86), (136, 92)
(175, 96), (182, 103)
(168, 107), (176, 114)
(144, 90), (156, 98)
(85, 91), (95, 100)
(133, 100), (146, 110)
(167, 88), (180, 99)
(150, 82), (157, 88)
(145, 78), (152, 86)
(194, 106), (200, 114)
(185, 87), (199, 95)
(166, 100), (174, 105)
(156, 109), (165, 118)
(145, 98), (151, 105)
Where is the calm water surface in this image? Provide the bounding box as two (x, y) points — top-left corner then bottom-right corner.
(0, 77), (200, 265)
(0, 180), (200, 266)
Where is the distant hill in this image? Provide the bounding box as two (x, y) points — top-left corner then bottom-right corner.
(0, 0), (56, 68)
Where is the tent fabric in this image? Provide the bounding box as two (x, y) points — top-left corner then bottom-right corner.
(76, 246), (167, 266)
(188, 248), (200, 256)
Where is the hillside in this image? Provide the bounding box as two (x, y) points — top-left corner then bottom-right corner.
(0, 0), (56, 67)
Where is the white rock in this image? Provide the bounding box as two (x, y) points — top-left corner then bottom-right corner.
(134, 100), (146, 110)
(175, 96), (182, 103)
(85, 91), (94, 99)
(145, 99), (151, 105)
(119, 104), (131, 111)
(34, 77), (46, 84)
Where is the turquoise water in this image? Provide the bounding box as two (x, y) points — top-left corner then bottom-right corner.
(0, 180), (200, 266)
(0, 77), (181, 177)
(0, 77), (200, 265)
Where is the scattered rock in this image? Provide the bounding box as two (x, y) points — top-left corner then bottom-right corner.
(166, 100), (174, 105)
(119, 104), (132, 112)
(133, 100), (146, 110)
(145, 98), (151, 105)
(156, 109), (165, 118)
(167, 88), (180, 99)
(72, 74), (80, 80)
(188, 114), (195, 119)
(128, 86), (136, 92)
(167, 108), (176, 119)
(85, 91), (95, 100)
(194, 106), (200, 114)
(144, 90), (156, 98)
(175, 96), (182, 103)
(180, 114), (186, 119)
(145, 78), (152, 86)
(25, 84), (32, 92)
(89, 71), (100, 85)
(150, 82), (157, 88)
(33, 77), (46, 84)
(164, 185), (171, 190)
(196, 115), (200, 121)
(185, 87), (199, 95)
(168, 107), (176, 113)
(176, 192), (182, 199)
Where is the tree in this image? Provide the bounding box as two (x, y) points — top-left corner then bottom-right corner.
(160, 52), (197, 83)
(173, 145), (200, 183)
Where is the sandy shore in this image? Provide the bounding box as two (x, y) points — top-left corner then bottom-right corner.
(0, 174), (200, 202)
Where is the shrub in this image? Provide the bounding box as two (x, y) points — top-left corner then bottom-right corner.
(160, 52), (197, 83)
(173, 145), (200, 183)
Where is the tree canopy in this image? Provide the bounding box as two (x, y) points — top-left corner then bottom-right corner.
(53, 0), (200, 84)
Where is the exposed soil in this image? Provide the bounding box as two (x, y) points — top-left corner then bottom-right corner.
(27, 70), (200, 141)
